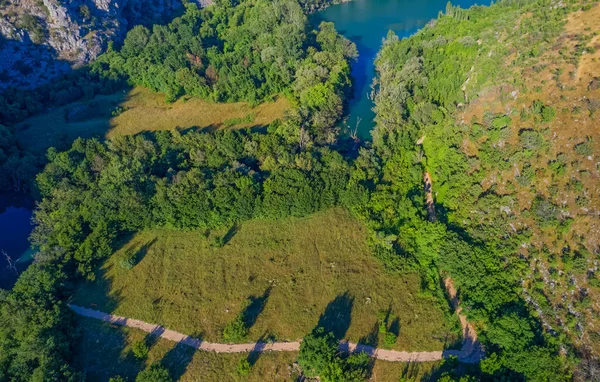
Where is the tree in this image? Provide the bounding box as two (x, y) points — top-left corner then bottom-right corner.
(298, 328), (338, 378)
(136, 364), (171, 382)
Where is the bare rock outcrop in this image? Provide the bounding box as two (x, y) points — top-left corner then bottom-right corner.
(0, 0), (213, 89)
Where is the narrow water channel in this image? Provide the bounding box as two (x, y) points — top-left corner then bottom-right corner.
(0, 195), (34, 290)
(311, 0), (484, 139)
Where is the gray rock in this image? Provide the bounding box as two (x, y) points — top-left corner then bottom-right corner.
(0, 0), (213, 89)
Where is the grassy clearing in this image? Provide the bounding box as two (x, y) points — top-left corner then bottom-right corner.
(75, 316), (447, 382)
(73, 208), (460, 352)
(16, 86), (289, 154)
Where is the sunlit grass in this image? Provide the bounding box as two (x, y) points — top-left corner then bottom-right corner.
(75, 316), (447, 381)
(73, 208), (460, 352)
(16, 86), (289, 154)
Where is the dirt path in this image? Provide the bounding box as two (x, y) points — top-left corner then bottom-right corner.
(443, 278), (484, 363)
(424, 171), (436, 222)
(70, 305), (481, 363)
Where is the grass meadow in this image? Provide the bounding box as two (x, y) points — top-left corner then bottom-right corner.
(73, 208), (460, 353)
(75, 316), (447, 382)
(16, 86), (289, 154)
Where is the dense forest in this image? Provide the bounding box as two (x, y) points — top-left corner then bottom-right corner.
(1, 0), (599, 380)
(0, 0), (356, 192)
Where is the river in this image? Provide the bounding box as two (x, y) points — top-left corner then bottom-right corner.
(311, 0), (485, 139)
(0, 195), (34, 290)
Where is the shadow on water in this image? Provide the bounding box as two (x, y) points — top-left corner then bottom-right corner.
(0, 194), (34, 290)
(315, 291), (354, 341)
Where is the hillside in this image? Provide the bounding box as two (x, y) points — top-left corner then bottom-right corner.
(373, 0), (600, 378)
(1, 0), (600, 381)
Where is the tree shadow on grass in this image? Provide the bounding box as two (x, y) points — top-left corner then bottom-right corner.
(128, 237), (157, 268)
(315, 291), (354, 341)
(389, 317), (400, 338)
(358, 321), (379, 347)
(246, 331), (277, 367)
(237, 285), (272, 335)
(222, 224), (239, 246)
(141, 326), (166, 351)
(401, 361), (423, 381)
(160, 342), (197, 381)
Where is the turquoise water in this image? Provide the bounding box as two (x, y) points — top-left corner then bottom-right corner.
(0, 195), (34, 289)
(311, 0), (484, 139)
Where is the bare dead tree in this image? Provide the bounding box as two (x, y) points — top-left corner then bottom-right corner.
(349, 117), (361, 141)
(298, 125), (310, 150)
(2, 250), (18, 275)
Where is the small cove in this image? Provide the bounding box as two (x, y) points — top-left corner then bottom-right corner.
(0, 195), (34, 290)
(311, 0), (485, 139)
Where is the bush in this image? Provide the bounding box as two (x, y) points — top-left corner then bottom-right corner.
(120, 253), (136, 270)
(298, 328), (338, 378)
(519, 130), (546, 151)
(383, 332), (397, 347)
(223, 314), (248, 343)
(132, 340), (149, 359)
(237, 359), (251, 376)
(540, 105), (556, 122)
(574, 141), (593, 156)
(136, 364), (171, 382)
(531, 197), (561, 227)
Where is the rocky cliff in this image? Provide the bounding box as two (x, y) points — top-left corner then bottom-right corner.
(0, 0), (212, 89)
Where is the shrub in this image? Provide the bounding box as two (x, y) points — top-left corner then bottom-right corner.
(120, 251), (136, 270)
(136, 364), (171, 382)
(298, 328), (337, 378)
(237, 359), (251, 376)
(132, 340), (149, 359)
(540, 105), (556, 122)
(384, 331), (397, 347)
(574, 141), (593, 156)
(519, 130), (545, 151)
(223, 314), (248, 343)
(211, 235), (225, 248)
(531, 197), (561, 227)
(109, 377), (126, 382)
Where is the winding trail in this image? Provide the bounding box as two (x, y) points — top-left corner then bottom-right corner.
(70, 305), (482, 364)
(70, 156), (485, 365)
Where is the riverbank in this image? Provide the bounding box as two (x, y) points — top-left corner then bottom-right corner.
(0, 194), (34, 289)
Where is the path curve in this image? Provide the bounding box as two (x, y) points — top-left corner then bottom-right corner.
(70, 305), (482, 364)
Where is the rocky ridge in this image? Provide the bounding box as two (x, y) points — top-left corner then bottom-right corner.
(0, 0), (213, 89)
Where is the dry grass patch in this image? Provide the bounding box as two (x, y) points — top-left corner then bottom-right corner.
(107, 87), (290, 138)
(73, 208), (460, 352)
(16, 86), (289, 154)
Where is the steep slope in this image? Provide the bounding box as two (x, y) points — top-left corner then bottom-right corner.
(0, 0), (213, 89)
(372, 0), (600, 378)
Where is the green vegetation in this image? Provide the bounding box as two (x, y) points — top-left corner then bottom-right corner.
(364, 0), (600, 379)
(0, 124), (38, 192)
(135, 364), (171, 382)
(298, 328), (371, 381)
(73, 209), (457, 349)
(2, 0), (599, 380)
(74, 314), (451, 381)
(14, 87), (289, 155)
